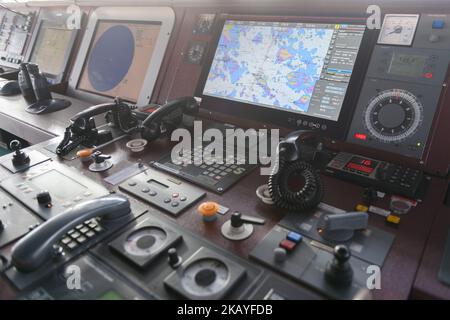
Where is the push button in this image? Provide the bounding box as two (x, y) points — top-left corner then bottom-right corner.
(279, 239), (297, 252)
(432, 19), (445, 29)
(287, 231), (303, 243)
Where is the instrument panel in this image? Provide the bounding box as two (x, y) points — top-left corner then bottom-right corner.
(1, 3), (450, 302)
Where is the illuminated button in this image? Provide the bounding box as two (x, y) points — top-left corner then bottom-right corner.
(286, 232), (303, 243)
(432, 19), (445, 29)
(356, 204), (369, 212)
(279, 239), (297, 252)
(354, 133), (367, 140)
(424, 72), (433, 79)
(172, 193), (179, 198)
(386, 214), (401, 225)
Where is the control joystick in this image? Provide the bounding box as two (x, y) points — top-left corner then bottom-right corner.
(168, 247), (182, 268)
(325, 244), (354, 287)
(10, 140), (30, 167)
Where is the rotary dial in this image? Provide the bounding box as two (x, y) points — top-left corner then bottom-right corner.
(123, 227), (167, 257)
(180, 258), (229, 297)
(364, 89), (423, 143)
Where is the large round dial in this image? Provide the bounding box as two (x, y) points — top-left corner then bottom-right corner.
(123, 227), (167, 257)
(181, 258), (229, 297)
(363, 89), (423, 143)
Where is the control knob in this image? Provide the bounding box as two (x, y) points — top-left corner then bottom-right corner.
(36, 191), (52, 207)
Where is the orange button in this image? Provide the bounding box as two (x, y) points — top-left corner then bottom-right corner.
(198, 202), (220, 217)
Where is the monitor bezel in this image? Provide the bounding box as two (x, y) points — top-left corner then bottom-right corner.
(67, 6), (175, 106)
(195, 14), (378, 140)
(24, 8), (81, 85)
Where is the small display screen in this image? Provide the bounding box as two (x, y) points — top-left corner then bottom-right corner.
(388, 53), (427, 78)
(345, 156), (378, 174)
(77, 20), (162, 102)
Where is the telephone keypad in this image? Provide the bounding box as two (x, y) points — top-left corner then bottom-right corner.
(60, 218), (103, 252)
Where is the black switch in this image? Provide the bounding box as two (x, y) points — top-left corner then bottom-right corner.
(36, 191), (52, 207)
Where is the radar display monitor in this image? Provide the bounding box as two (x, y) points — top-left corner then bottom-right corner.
(198, 17), (374, 138)
(68, 7), (175, 106)
(25, 9), (81, 84)
(77, 21), (161, 102)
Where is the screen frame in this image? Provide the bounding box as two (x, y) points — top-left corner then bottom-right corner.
(195, 14), (379, 140)
(68, 6), (175, 106)
(24, 8), (81, 84)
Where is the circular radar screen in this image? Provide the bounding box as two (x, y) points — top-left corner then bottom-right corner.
(364, 89), (423, 143)
(181, 258), (230, 297)
(124, 226), (167, 257)
(88, 25), (135, 92)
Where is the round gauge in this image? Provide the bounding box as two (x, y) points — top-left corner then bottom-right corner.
(185, 42), (206, 65)
(378, 14), (420, 46)
(363, 89), (423, 143)
(181, 258), (229, 297)
(124, 227), (167, 257)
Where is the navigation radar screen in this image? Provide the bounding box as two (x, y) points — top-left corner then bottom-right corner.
(77, 21), (161, 102)
(30, 21), (73, 77)
(203, 20), (365, 121)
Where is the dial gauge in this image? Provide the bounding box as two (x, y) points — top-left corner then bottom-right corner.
(363, 89), (423, 143)
(378, 14), (420, 46)
(180, 258), (230, 297)
(123, 227), (167, 257)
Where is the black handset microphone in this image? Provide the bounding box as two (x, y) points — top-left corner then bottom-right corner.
(268, 130), (324, 212)
(141, 97), (199, 141)
(11, 194), (132, 273)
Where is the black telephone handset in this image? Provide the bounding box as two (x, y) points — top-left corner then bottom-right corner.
(56, 98), (139, 156)
(268, 130), (325, 213)
(11, 194), (132, 273)
(141, 96), (199, 141)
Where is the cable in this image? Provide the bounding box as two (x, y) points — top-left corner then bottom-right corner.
(268, 149), (324, 212)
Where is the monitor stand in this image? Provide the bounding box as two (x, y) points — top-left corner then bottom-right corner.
(26, 98), (71, 114)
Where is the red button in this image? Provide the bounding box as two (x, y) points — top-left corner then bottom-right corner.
(279, 239), (297, 251)
(424, 72), (433, 79)
(172, 193), (179, 198)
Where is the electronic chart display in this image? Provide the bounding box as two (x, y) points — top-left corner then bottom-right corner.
(202, 20), (365, 122)
(77, 20), (161, 103)
(29, 21), (74, 81)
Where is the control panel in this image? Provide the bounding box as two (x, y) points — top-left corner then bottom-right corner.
(0, 10), (35, 70)
(92, 214), (263, 299)
(347, 14), (450, 159)
(0, 189), (40, 248)
(119, 168), (206, 216)
(325, 152), (425, 199)
(250, 203), (395, 299)
(0, 161), (110, 220)
(18, 255), (151, 300)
